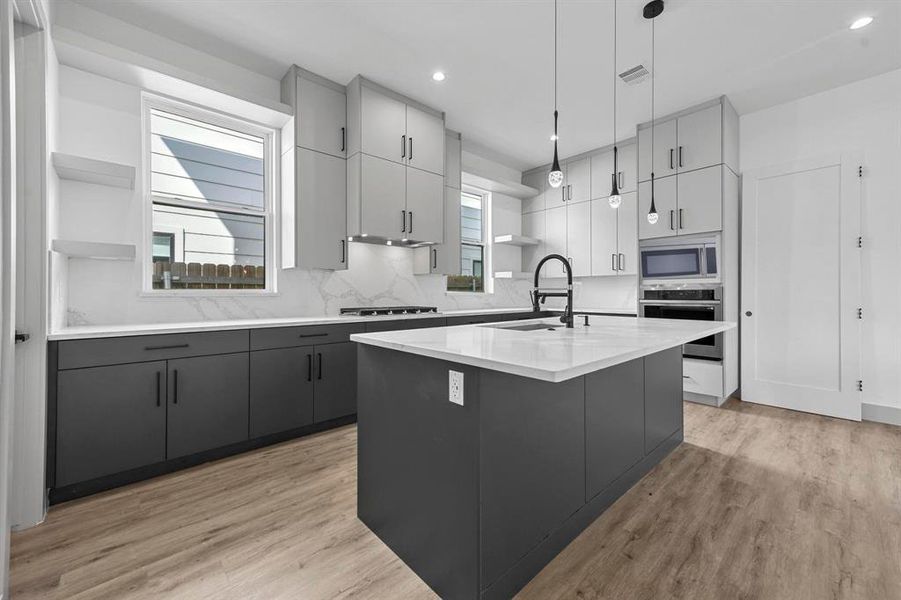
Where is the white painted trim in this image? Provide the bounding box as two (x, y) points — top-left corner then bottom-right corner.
(862, 403), (901, 427)
(51, 151), (135, 189)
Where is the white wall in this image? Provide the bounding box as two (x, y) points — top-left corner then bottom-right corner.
(741, 68), (901, 418)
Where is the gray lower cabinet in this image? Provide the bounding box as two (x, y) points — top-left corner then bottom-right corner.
(585, 358), (645, 500)
(249, 347), (315, 438)
(56, 361), (167, 487)
(644, 349), (683, 453)
(167, 353), (250, 459)
(314, 342), (357, 422)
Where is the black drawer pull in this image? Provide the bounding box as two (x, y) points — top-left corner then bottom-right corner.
(317, 352), (323, 380)
(299, 332), (329, 338)
(172, 369), (179, 404)
(307, 354), (312, 382)
(156, 371), (161, 407)
(144, 343), (189, 351)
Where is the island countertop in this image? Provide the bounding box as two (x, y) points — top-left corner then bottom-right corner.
(351, 316), (736, 382)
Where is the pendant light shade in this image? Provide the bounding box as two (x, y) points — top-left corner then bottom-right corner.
(547, 0), (564, 189)
(645, 0), (663, 224)
(608, 0), (622, 209)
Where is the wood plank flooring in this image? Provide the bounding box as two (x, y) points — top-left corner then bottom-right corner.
(11, 399), (901, 600)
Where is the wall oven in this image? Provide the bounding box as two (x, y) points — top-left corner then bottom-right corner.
(639, 235), (719, 282)
(639, 287), (723, 360)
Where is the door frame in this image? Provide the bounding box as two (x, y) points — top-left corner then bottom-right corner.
(741, 152), (861, 420)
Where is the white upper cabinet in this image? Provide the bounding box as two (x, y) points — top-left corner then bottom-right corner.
(521, 169), (546, 213)
(637, 118), (677, 182)
(637, 175), (677, 240)
(675, 104), (722, 173)
(406, 105), (445, 176)
(296, 148), (347, 270)
(591, 143), (636, 199)
(414, 133), (462, 275)
(354, 153), (406, 239)
(360, 85), (407, 165)
(296, 76), (346, 158)
(617, 143), (637, 193)
(565, 156), (590, 204)
(590, 197), (619, 276)
(445, 131), (461, 189)
(405, 168), (444, 243)
(616, 192), (638, 275)
(676, 165), (722, 236)
(566, 200), (591, 276)
(546, 176), (567, 209)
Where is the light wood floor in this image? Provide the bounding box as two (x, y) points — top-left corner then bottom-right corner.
(11, 400), (901, 600)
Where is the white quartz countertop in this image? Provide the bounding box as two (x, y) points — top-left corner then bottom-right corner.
(351, 316), (735, 383)
(47, 307), (542, 341)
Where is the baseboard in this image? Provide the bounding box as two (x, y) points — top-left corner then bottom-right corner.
(862, 402), (901, 427)
(684, 391), (726, 407)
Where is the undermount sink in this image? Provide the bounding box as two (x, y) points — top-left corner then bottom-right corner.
(485, 322), (558, 332)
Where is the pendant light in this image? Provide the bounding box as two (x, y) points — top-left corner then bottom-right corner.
(547, 0), (564, 189)
(608, 0), (622, 209)
(644, 0), (663, 225)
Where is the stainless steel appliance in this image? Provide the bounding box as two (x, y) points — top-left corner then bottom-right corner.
(339, 306), (438, 316)
(639, 286), (723, 360)
(639, 235), (719, 282)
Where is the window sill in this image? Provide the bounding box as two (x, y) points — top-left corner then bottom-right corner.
(445, 290), (491, 296)
(139, 289), (280, 299)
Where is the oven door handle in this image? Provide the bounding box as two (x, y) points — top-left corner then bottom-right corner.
(638, 300), (721, 306)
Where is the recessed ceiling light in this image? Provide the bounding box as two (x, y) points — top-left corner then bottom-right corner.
(432, 71), (446, 82)
(550, 134), (559, 141)
(850, 16), (874, 30)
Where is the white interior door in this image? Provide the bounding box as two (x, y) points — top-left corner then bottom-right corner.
(741, 154), (861, 420)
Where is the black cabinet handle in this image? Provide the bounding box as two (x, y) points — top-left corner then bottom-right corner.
(618, 171), (624, 188)
(409, 211), (413, 234)
(401, 209), (406, 233)
(172, 369), (178, 404)
(307, 354), (312, 382)
(619, 253), (625, 271)
(678, 145), (683, 168)
(669, 210), (675, 230)
(401, 134), (406, 158)
(611, 253), (616, 271)
(432, 248), (437, 270)
(156, 371), (161, 407)
(317, 353), (323, 380)
(144, 343), (189, 351)
(341, 127), (345, 153)
(409, 136), (413, 160)
(340, 239), (346, 263)
(679, 208), (684, 229)
(299, 332), (328, 338)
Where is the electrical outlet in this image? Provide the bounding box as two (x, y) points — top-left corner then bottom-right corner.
(449, 370), (464, 406)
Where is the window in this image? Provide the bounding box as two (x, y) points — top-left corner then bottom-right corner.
(144, 98), (275, 292)
(447, 190), (487, 292)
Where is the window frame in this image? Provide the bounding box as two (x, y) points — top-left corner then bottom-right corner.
(140, 93), (278, 296)
(448, 187), (492, 294)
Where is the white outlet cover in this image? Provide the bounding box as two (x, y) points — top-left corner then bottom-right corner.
(449, 370), (464, 406)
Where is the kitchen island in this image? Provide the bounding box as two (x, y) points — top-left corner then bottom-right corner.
(352, 315), (735, 600)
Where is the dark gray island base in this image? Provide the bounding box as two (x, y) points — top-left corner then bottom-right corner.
(357, 344), (683, 600)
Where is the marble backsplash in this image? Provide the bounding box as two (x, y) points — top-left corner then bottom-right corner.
(63, 243), (637, 327)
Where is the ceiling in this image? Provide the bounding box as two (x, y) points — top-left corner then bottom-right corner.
(67, 0), (901, 171)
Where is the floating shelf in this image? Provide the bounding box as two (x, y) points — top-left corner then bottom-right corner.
(494, 271), (533, 280)
(494, 234), (539, 247)
(52, 152), (136, 190)
(51, 239), (136, 261)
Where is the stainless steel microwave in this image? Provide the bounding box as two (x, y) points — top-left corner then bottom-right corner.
(639, 235), (719, 281)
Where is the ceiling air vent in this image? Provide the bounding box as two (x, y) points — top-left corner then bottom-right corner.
(619, 65), (649, 86)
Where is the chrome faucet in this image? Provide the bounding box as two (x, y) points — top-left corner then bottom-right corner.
(530, 254), (574, 328)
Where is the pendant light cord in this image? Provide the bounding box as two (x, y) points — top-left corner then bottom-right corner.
(613, 0), (616, 149)
(651, 16), (655, 179)
(554, 0), (558, 112)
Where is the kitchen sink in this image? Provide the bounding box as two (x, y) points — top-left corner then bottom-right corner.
(484, 322), (558, 332)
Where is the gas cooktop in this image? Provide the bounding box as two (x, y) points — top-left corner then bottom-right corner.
(339, 306), (439, 317)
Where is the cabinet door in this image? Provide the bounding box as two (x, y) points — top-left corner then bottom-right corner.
(249, 348), (314, 438)
(543, 206), (568, 277)
(590, 150), (614, 200)
(565, 156), (590, 204)
(638, 175), (677, 240)
(297, 148), (347, 270)
(405, 105), (445, 176)
(616, 192), (638, 275)
(637, 118), (677, 182)
(360, 85), (407, 164)
(644, 348), (683, 454)
(435, 186), (461, 274)
(617, 143), (637, 193)
(56, 362), (166, 486)
(521, 210), (546, 274)
(314, 342), (357, 422)
(167, 353), (249, 459)
(405, 167), (444, 243)
(445, 132), (461, 189)
(521, 170), (546, 213)
(566, 200), (591, 277)
(297, 76), (346, 158)
(545, 176), (568, 209)
(360, 154), (406, 239)
(676, 103), (721, 173)
(676, 165), (722, 236)
(590, 197), (618, 276)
